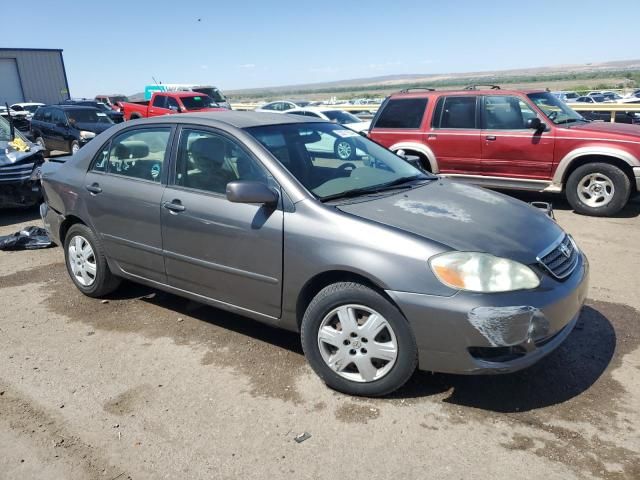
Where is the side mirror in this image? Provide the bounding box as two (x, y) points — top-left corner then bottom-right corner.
(526, 117), (544, 131)
(226, 181), (279, 206)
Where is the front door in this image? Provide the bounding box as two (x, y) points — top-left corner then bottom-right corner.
(426, 95), (481, 174)
(480, 95), (554, 179)
(161, 127), (283, 318)
(84, 125), (173, 283)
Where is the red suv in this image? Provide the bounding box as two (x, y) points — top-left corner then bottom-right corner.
(368, 86), (640, 216)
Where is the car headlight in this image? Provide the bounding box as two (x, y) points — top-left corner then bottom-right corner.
(79, 130), (96, 140)
(429, 252), (540, 293)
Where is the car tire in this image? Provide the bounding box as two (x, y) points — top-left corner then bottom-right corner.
(35, 137), (49, 157)
(64, 224), (121, 298)
(70, 140), (80, 155)
(334, 139), (355, 160)
(566, 162), (630, 217)
(301, 282), (418, 397)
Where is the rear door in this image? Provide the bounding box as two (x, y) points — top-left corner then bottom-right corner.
(427, 95), (481, 174)
(49, 108), (69, 152)
(160, 126), (284, 318)
(84, 125), (173, 283)
(480, 95), (554, 179)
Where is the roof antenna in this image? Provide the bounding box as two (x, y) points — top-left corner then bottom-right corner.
(152, 76), (162, 85)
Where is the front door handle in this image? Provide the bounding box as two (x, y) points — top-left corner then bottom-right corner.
(163, 200), (186, 213)
(485, 135), (497, 141)
(85, 183), (102, 194)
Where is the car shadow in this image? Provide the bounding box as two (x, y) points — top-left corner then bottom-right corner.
(393, 305), (616, 412)
(498, 189), (640, 219)
(105, 282), (616, 411)
(0, 206), (41, 228)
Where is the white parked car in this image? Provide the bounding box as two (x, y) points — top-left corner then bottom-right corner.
(285, 107), (372, 160)
(254, 100), (312, 113)
(10, 102), (45, 119)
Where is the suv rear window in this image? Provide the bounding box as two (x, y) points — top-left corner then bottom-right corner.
(433, 96), (478, 129)
(374, 98), (428, 129)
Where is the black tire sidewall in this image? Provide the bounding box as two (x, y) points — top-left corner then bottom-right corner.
(63, 224), (114, 297)
(566, 163), (630, 216)
(301, 282), (417, 397)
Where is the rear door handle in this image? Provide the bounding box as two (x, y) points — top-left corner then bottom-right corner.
(485, 135), (497, 141)
(163, 200), (186, 213)
(85, 183), (102, 194)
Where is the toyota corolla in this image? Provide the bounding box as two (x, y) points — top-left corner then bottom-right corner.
(40, 112), (589, 396)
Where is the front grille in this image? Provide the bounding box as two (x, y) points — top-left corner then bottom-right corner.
(537, 234), (579, 279)
(0, 162), (35, 183)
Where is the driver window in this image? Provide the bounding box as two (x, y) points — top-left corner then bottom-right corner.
(484, 96), (534, 130)
(167, 97), (179, 111)
(175, 129), (268, 194)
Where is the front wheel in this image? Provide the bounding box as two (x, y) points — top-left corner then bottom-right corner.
(566, 163), (630, 216)
(70, 140), (80, 155)
(301, 282), (417, 396)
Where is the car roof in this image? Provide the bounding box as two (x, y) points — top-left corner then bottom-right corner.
(389, 88), (547, 99)
(55, 105), (101, 111)
(141, 111), (321, 128)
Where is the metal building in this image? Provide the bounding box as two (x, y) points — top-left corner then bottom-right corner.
(0, 48), (70, 105)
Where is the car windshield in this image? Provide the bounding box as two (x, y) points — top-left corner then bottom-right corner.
(527, 92), (585, 125)
(193, 87), (225, 103)
(181, 95), (218, 110)
(0, 115), (27, 142)
(295, 101), (311, 107)
(20, 105), (41, 114)
(96, 103), (111, 112)
(111, 96), (128, 103)
(323, 110), (362, 124)
(245, 122), (431, 200)
(66, 108), (114, 125)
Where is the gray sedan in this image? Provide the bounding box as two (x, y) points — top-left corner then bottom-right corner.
(40, 112), (589, 396)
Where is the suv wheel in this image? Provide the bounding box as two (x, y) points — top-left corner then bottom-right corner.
(70, 141), (80, 155)
(301, 282), (417, 396)
(64, 224), (121, 297)
(566, 163), (630, 216)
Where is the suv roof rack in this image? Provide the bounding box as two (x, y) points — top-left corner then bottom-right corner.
(399, 87), (436, 93)
(464, 84), (501, 90)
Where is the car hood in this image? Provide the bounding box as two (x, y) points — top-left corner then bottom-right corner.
(0, 140), (43, 167)
(336, 179), (564, 264)
(74, 122), (114, 134)
(567, 121), (640, 140)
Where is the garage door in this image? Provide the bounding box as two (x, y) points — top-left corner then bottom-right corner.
(0, 58), (24, 104)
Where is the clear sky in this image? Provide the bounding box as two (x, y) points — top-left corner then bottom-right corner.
(6, 0), (638, 97)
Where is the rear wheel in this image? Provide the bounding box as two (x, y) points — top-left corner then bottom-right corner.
(334, 139), (355, 160)
(64, 224), (121, 297)
(70, 140), (80, 155)
(301, 282), (418, 396)
(566, 162), (630, 216)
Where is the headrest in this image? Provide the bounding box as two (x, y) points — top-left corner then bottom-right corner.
(115, 141), (149, 160)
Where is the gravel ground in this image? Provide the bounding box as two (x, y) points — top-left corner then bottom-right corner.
(0, 193), (639, 480)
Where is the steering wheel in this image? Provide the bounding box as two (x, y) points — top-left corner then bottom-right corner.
(547, 111), (558, 121)
(338, 162), (357, 175)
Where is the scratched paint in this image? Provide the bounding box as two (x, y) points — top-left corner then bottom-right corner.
(394, 198), (472, 223)
(468, 306), (549, 347)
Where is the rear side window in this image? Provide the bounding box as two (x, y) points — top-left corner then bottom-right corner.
(374, 98), (428, 129)
(433, 96), (478, 129)
(93, 128), (171, 182)
(152, 95), (167, 108)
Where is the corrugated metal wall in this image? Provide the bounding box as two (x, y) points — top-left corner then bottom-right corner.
(0, 49), (69, 105)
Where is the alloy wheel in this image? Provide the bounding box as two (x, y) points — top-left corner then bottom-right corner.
(577, 172), (615, 207)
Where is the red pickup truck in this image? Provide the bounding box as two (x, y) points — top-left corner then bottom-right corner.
(368, 86), (640, 216)
(120, 92), (224, 121)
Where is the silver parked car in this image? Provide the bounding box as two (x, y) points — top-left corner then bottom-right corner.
(40, 112), (589, 396)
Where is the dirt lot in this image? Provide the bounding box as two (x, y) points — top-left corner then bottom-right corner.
(1, 193), (639, 480)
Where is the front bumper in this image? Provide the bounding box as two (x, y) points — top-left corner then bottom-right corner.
(387, 253), (589, 374)
(0, 162), (42, 208)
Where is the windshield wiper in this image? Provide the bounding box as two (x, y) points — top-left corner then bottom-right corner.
(320, 175), (430, 202)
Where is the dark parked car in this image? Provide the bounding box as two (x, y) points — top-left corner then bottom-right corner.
(31, 105), (114, 155)
(0, 115), (45, 207)
(61, 99), (124, 123)
(40, 112), (589, 396)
